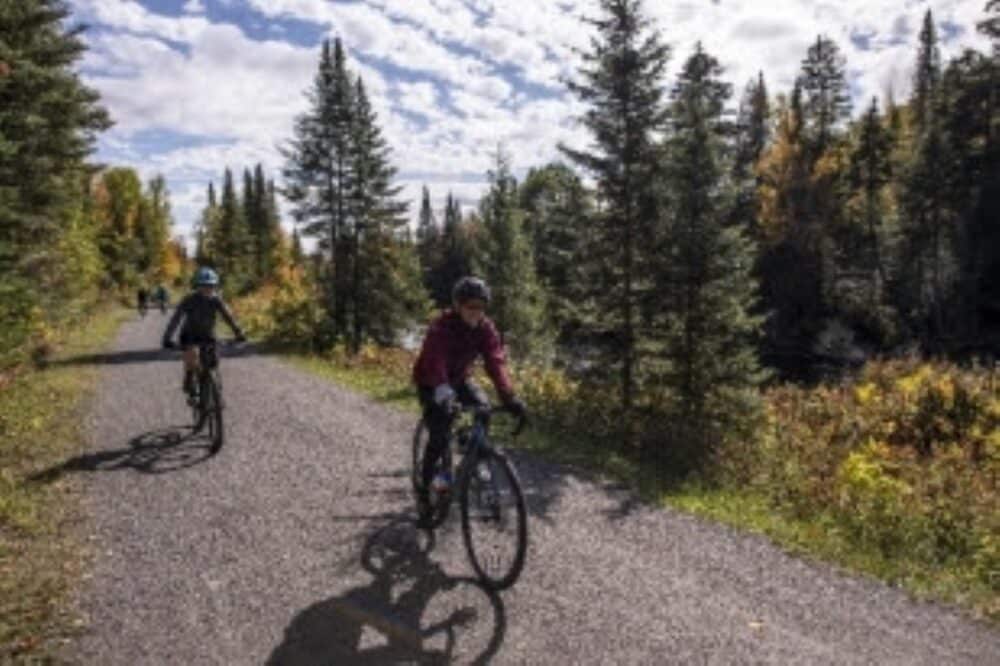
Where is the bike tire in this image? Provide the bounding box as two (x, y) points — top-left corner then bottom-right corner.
(412, 419), (452, 529)
(206, 373), (224, 454)
(192, 373), (207, 434)
(460, 448), (527, 590)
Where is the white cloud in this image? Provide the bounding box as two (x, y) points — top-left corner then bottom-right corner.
(182, 0), (206, 15)
(69, 0), (993, 244)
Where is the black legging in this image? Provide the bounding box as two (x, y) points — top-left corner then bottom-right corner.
(417, 381), (489, 495)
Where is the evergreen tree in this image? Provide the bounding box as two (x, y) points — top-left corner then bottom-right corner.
(282, 37), (355, 343)
(731, 72), (770, 232)
(848, 98), (893, 287)
(559, 0), (671, 420)
(654, 44), (763, 448)
(477, 147), (547, 358)
(912, 10), (941, 135)
(416, 184), (441, 297)
(347, 77), (423, 348)
(195, 181), (218, 266)
(519, 163), (594, 338)
(937, 43), (999, 343)
(0, 0), (111, 337)
(798, 35), (851, 160)
(212, 168), (250, 293)
(898, 10), (954, 343)
(264, 177), (283, 275)
(434, 192), (472, 307)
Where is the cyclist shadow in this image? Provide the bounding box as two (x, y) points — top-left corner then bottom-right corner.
(29, 426), (215, 482)
(267, 517), (507, 665)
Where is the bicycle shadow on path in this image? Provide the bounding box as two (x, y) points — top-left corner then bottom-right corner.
(267, 517), (507, 665)
(29, 426), (216, 482)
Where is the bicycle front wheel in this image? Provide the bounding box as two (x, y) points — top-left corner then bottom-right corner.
(204, 373), (224, 454)
(460, 448), (527, 590)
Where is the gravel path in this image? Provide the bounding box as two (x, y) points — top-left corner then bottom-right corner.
(57, 313), (999, 664)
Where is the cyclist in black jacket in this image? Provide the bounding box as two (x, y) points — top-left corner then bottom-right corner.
(162, 267), (245, 402)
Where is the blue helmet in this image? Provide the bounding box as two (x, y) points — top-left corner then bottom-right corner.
(193, 267), (219, 287)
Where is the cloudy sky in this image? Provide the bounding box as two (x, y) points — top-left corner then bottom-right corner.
(67, 0), (990, 247)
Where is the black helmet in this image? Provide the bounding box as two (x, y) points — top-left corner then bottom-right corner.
(452, 276), (491, 305)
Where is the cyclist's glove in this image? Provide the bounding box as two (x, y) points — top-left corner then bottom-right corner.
(433, 384), (456, 408)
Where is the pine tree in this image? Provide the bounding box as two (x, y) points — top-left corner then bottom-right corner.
(347, 77), (423, 348)
(897, 10), (954, 343)
(798, 35), (851, 160)
(559, 0), (671, 421)
(519, 163), (594, 338)
(434, 192), (471, 307)
(477, 147), (548, 358)
(416, 184), (441, 298)
(654, 44), (762, 451)
(282, 37), (355, 343)
(848, 98), (893, 290)
(912, 10), (941, 135)
(264, 177), (283, 276)
(212, 168), (249, 293)
(0, 0), (111, 333)
(731, 72), (770, 232)
(936, 42), (999, 343)
(195, 181), (218, 266)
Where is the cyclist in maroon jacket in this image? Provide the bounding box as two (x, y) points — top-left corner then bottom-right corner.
(412, 276), (526, 527)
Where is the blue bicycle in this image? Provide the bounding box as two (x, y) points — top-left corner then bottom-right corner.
(412, 404), (528, 590)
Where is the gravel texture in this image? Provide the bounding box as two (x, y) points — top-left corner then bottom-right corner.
(62, 313), (999, 664)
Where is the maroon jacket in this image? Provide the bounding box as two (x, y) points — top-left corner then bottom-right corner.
(412, 310), (514, 400)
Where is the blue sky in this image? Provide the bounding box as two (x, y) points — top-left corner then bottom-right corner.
(67, 0), (991, 247)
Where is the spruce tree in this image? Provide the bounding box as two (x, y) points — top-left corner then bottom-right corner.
(435, 192), (471, 308)
(213, 168), (249, 293)
(519, 163), (594, 339)
(798, 35), (850, 161)
(196, 181), (218, 266)
(0, 0), (111, 306)
(654, 44), (762, 450)
(477, 147), (547, 358)
(282, 37), (355, 343)
(848, 98), (893, 295)
(347, 77), (422, 348)
(416, 184), (441, 298)
(912, 10), (941, 135)
(559, 0), (671, 420)
(731, 72), (770, 232)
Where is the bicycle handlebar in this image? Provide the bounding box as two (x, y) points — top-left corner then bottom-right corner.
(448, 403), (528, 437)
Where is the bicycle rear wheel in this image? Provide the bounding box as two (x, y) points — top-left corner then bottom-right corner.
(203, 373), (224, 454)
(412, 420), (452, 529)
(460, 448), (527, 590)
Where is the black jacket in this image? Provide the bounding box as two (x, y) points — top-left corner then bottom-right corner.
(162, 292), (243, 345)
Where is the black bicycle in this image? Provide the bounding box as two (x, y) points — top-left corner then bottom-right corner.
(188, 340), (237, 454)
(412, 404), (528, 590)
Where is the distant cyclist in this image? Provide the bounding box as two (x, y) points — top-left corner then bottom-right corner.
(411, 276), (526, 527)
(136, 287), (149, 316)
(153, 284), (169, 313)
(161, 268), (246, 404)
